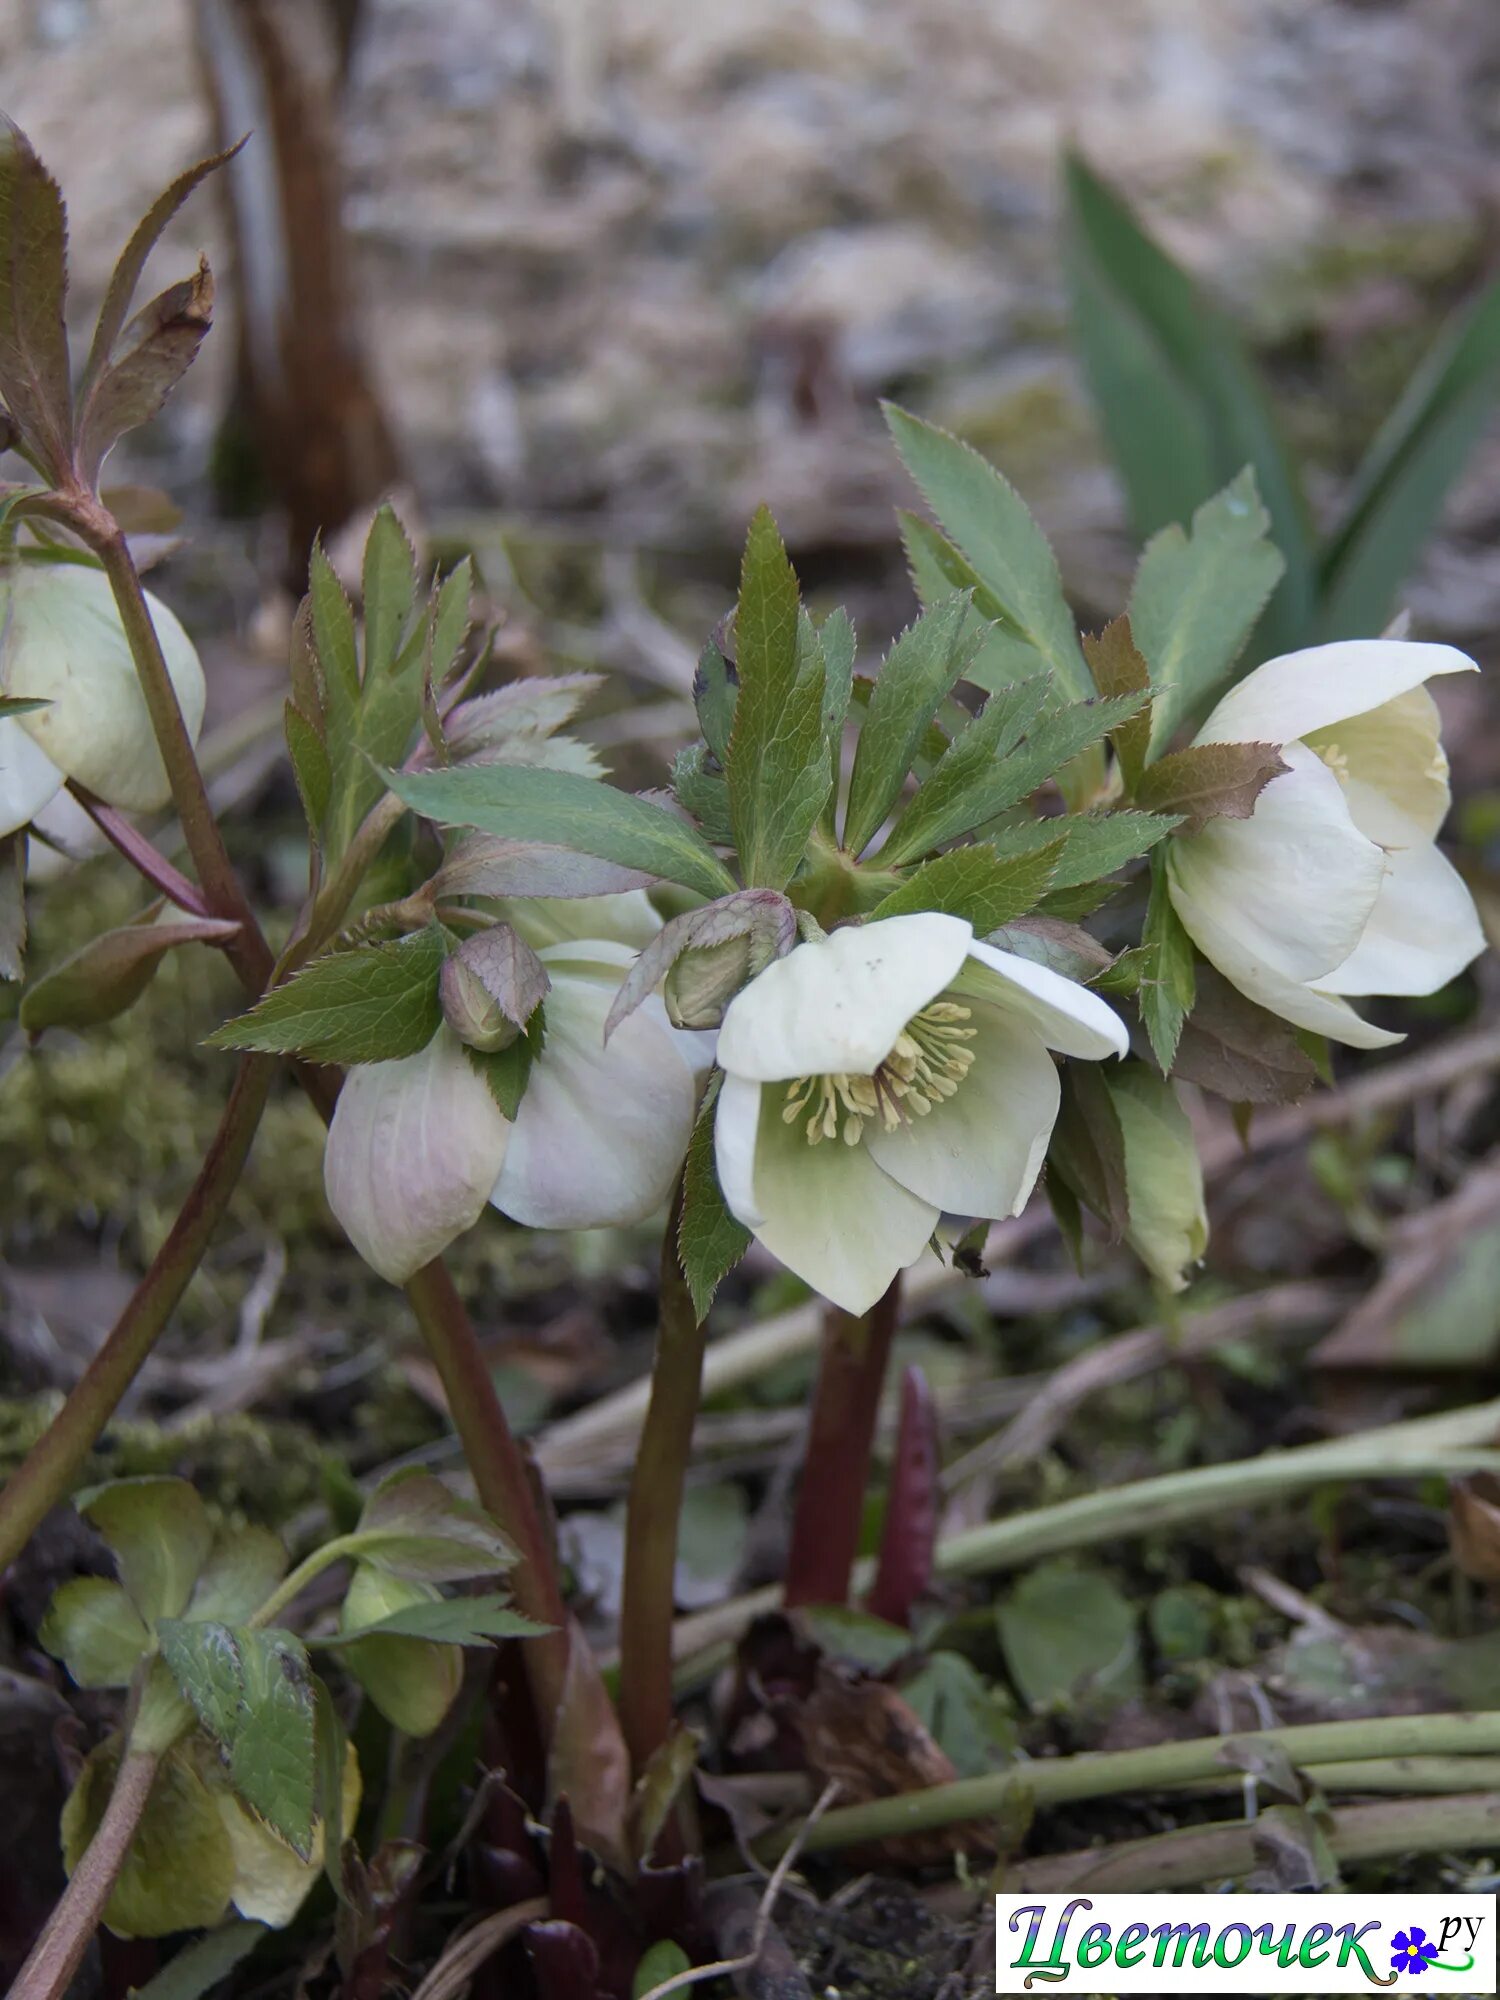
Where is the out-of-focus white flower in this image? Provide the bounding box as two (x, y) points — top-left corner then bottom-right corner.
(1167, 639), (1484, 1047)
(0, 562), (205, 835)
(712, 912), (1128, 1315)
(324, 939), (699, 1281)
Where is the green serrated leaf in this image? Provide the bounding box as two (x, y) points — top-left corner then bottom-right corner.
(157, 1621), (317, 1857)
(327, 1588), (550, 1648)
(347, 1471), (519, 1582)
(207, 927), (444, 1064)
(819, 605), (856, 752)
(879, 677), (1050, 865)
(0, 121), (73, 480)
(1129, 469), (1286, 756)
(885, 404), (1092, 700)
(428, 557), (474, 688)
(970, 692), (1148, 833)
(362, 505), (418, 681)
(1138, 851), (1196, 1073)
(672, 743), (733, 844)
(726, 507), (830, 889)
(843, 595), (979, 855)
(693, 631), (737, 762)
(1040, 809), (1179, 889)
(898, 508), (1053, 694)
(284, 701), (332, 840)
(1062, 150), (1313, 656)
(386, 763), (737, 900)
(869, 840), (1060, 932)
(465, 1005), (541, 1119)
(678, 1074), (750, 1320)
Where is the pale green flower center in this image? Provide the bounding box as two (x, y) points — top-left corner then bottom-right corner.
(781, 999), (977, 1148)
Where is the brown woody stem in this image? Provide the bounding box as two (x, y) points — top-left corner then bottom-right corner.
(783, 1278), (901, 1608)
(618, 1180), (705, 1778)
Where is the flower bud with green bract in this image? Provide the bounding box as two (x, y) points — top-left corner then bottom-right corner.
(338, 1565), (463, 1738)
(662, 933), (757, 1029)
(713, 912), (1129, 1314)
(1105, 1065), (1208, 1293)
(440, 949), (522, 1052)
(1165, 639), (1485, 1047)
(0, 562), (206, 834)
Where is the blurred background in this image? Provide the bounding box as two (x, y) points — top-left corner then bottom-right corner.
(10, 0), (1500, 667)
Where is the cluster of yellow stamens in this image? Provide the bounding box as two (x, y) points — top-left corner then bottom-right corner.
(781, 1000), (977, 1147)
(1314, 740), (1350, 785)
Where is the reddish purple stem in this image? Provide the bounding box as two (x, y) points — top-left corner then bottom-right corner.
(865, 1364), (941, 1628)
(68, 784), (216, 918)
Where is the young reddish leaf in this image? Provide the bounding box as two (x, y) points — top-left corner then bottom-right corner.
(866, 1367), (940, 1630)
(1081, 615), (1152, 787)
(1134, 738), (1289, 833)
(76, 260), (216, 482)
(0, 118), (73, 480)
(1166, 962), (1318, 1104)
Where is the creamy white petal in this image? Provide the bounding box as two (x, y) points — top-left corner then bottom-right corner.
(953, 941), (1130, 1059)
(1319, 840), (1484, 998)
(1167, 744), (1386, 984)
(3, 565), (206, 811)
(499, 890), (663, 952)
(1303, 686), (1450, 848)
(738, 1079), (938, 1315)
(714, 1072), (767, 1229)
(0, 715), (64, 836)
(1195, 639), (1475, 751)
(492, 966), (696, 1228)
(715, 913), (973, 1082)
(867, 1012), (1058, 1218)
(324, 1030), (511, 1283)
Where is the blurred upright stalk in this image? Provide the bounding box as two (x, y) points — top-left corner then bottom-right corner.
(782, 1278), (901, 1608)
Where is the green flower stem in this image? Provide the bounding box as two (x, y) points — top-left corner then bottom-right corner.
(1011, 1787), (1500, 1894)
(0, 1055), (274, 1571)
(402, 1258), (572, 1734)
(618, 1181), (706, 1780)
(279, 792), (408, 975)
(783, 1279), (901, 1608)
(670, 1397), (1500, 1661)
(9, 1746), (160, 2000)
(247, 1533), (369, 1629)
(758, 1712), (1500, 1860)
(74, 506), (275, 997)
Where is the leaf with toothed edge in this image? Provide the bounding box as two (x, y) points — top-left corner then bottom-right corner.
(678, 1075), (750, 1321)
(206, 927), (444, 1064)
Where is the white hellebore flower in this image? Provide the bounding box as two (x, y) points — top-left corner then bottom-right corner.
(0, 562), (206, 836)
(713, 912), (1129, 1315)
(1166, 639), (1484, 1048)
(325, 939), (700, 1282)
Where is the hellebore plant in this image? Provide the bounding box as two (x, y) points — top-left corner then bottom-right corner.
(0, 117), (1487, 1998)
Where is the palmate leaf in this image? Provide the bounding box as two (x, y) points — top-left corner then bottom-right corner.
(388, 763), (737, 900)
(1062, 150), (1313, 657)
(1319, 277), (1500, 637)
(842, 594), (978, 855)
(885, 404), (1093, 700)
(725, 508), (830, 890)
(879, 677), (1050, 865)
(207, 927), (444, 1064)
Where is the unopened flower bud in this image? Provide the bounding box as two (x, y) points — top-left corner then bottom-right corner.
(338, 1564), (462, 1738)
(663, 935), (756, 1030)
(440, 952), (519, 1051)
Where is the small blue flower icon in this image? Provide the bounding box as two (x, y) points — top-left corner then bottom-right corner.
(1391, 1927), (1440, 1974)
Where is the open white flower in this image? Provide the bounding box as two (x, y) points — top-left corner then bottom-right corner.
(0, 562), (206, 835)
(1166, 639), (1484, 1048)
(713, 912), (1128, 1315)
(325, 939), (699, 1281)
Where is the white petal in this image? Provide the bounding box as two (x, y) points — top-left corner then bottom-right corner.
(499, 890), (663, 952)
(867, 1012), (1058, 1218)
(492, 965), (697, 1228)
(0, 715), (64, 835)
(1166, 743), (1386, 984)
(4, 565), (206, 811)
(324, 1031), (510, 1283)
(1320, 840), (1484, 997)
(952, 942), (1130, 1059)
(737, 1080), (938, 1314)
(1195, 638), (1475, 750)
(1303, 685), (1450, 847)
(1167, 904), (1403, 1047)
(715, 913), (973, 1082)
(714, 1072), (767, 1228)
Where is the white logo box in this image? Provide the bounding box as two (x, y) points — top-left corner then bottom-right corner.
(995, 1893), (1497, 1993)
